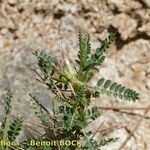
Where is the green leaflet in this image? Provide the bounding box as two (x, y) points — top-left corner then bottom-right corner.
(77, 32), (91, 69)
(97, 78), (139, 101)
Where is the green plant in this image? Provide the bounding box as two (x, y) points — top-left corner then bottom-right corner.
(23, 32), (139, 150)
(0, 89), (23, 150)
(0, 32), (139, 150)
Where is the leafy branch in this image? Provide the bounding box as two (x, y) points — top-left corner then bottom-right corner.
(96, 78), (139, 101)
(76, 32), (116, 82)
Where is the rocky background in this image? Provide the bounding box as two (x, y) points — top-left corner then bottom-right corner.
(0, 0), (150, 150)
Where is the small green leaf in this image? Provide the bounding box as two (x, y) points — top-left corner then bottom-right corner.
(115, 84), (122, 92)
(104, 80), (111, 89)
(97, 78), (105, 87)
(110, 82), (117, 90)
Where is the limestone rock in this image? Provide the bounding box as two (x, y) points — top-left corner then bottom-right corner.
(143, 0), (150, 7)
(138, 21), (150, 36)
(112, 13), (137, 40)
(107, 0), (142, 12)
(8, 0), (17, 5)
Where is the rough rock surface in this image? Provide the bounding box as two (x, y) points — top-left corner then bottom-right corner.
(143, 0), (150, 7)
(112, 13), (137, 40)
(0, 0), (150, 149)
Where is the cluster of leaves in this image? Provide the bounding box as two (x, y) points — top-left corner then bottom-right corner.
(0, 90), (22, 150)
(28, 86), (101, 150)
(33, 51), (53, 79)
(76, 32), (116, 82)
(57, 86), (99, 130)
(24, 32), (139, 150)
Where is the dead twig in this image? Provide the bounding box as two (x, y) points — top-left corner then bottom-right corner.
(123, 126), (136, 140)
(28, 65), (44, 81)
(97, 124), (122, 136)
(68, 82), (76, 96)
(91, 121), (104, 139)
(24, 124), (43, 136)
(25, 120), (51, 129)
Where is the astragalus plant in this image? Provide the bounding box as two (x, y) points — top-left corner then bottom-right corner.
(9, 32), (139, 150)
(0, 89), (22, 150)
